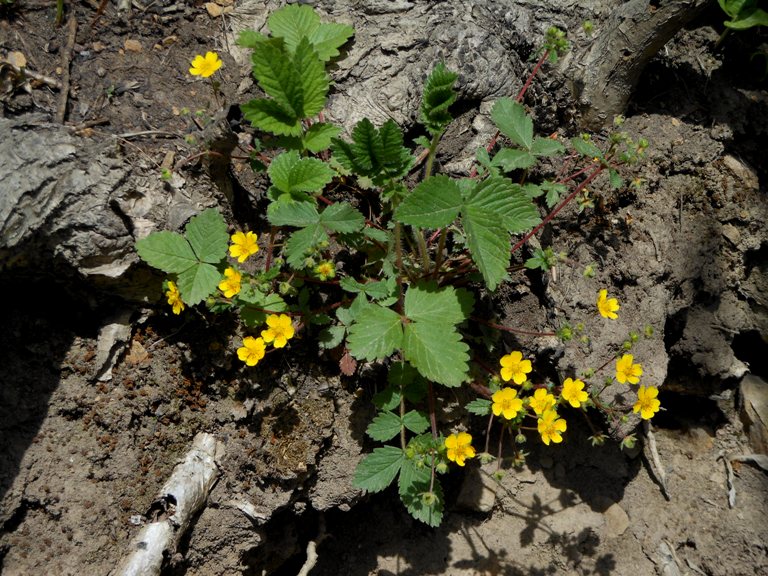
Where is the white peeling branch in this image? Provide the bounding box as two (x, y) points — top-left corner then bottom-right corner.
(114, 432), (225, 576)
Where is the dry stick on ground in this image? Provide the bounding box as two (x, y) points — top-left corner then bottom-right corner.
(2, 62), (63, 90)
(56, 16), (77, 124)
(643, 420), (670, 500)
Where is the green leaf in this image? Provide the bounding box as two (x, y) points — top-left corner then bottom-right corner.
(404, 282), (470, 326)
(402, 410), (430, 434)
(378, 120), (414, 178)
(491, 148), (536, 171)
(373, 386), (401, 411)
(403, 322), (469, 387)
(267, 4), (354, 61)
(319, 202), (365, 233)
(491, 98), (533, 150)
(268, 150), (334, 196)
(353, 446), (404, 493)
(331, 118), (412, 184)
(462, 204), (510, 291)
(468, 177), (541, 234)
(239, 292), (287, 326)
(293, 37), (329, 118)
(347, 304), (403, 360)
(339, 277), (392, 300)
(541, 181), (567, 208)
(420, 62), (458, 136)
(176, 262), (221, 306)
(466, 398), (492, 416)
(267, 200), (319, 227)
(285, 224), (328, 268)
(530, 136), (566, 157)
(136, 231), (197, 274)
(303, 122), (342, 153)
(609, 168), (623, 189)
(318, 324), (346, 349)
(394, 175), (462, 228)
(571, 136), (602, 159)
(366, 411), (403, 442)
(398, 456), (431, 499)
(237, 29), (269, 49)
(399, 466), (444, 527)
(184, 208), (229, 263)
(242, 98), (302, 137)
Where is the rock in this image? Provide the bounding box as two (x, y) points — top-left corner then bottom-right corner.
(124, 39), (143, 52)
(593, 495), (629, 538)
(455, 465), (497, 513)
(739, 374), (768, 454)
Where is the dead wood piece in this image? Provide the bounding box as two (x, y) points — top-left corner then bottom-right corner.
(114, 433), (225, 576)
(643, 420), (670, 500)
(56, 16), (77, 124)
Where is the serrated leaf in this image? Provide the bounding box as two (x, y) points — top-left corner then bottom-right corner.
(268, 150), (334, 195)
(303, 122), (342, 153)
(404, 282), (470, 326)
(399, 468), (444, 527)
(339, 277), (391, 299)
(242, 98), (302, 137)
(531, 136), (565, 157)
(491, 148), (536, 171)
(185, 208), (229, 263)
(571, 136), (602, 158)
(378, 120), (413, 175)
(398, 457), (431, 498)
(394, 175), (462, 228)
(293, 37), (329, 118)
(373, 386), (401, 411)
(319, 202), (365, 233)
(468, 177), (541, 235)
(237, 29), (269, 48)
(267, 200), (319, 228)
(353, 446), (404, 493)
(267, 5), (354, 61)
(239, 292), (287, 326)
(347, 304), (403, 360)
(333, 117), (380, 174)
(609, 169), (623, 189)
(176, 262), (221, 306)
(250, 39), (303, 119)
(491, 98), (533, 150)
(420, 62), (458, 136)
(541, 181), (567, 209)
(318, 324), (346, 349)
(403, 322), (469, 387)
(466, 398), (492, 415)
(285, 224), (328, 268)
(136, 231), (197, 274)
(462, 204), (510, 291)
(402, 410), (430, 434)
(366, 411), (403, 442)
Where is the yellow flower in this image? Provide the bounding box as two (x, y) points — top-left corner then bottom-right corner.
(237, 336), (266, 367)
(445, 432), (476, 467)
(218, 267), (242, 298)
(499, 351), (533, 384)
(189, 51), (222, 78)
(597, 289), (620, 319)
(529, 388), (556, 415)
(561, 377), (589, 408)
(492, 387), (524, 420)
(229, 231), (259, 263)
(165, 281), (185, 315)
(314, 260), (336, 281)
(537, 409), (567, 446)
(261, 313), (295, 348)
(633, 385), (661, 420)
(615, 354), (643, 384)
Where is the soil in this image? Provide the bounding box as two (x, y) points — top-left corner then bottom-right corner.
(1, 2), (768, 576)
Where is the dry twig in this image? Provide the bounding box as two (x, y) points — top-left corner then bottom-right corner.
(56, 16), (77, 124)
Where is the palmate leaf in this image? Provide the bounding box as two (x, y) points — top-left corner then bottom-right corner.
(466, 398), (492, 416)
(319, 202), (365, 233)
(491, 98), (534, 150)
(353, 445), (404, 493)
(284, 224), (328, 268)
(267, 4), (354, 61)
(491, 148), (536, 172)
(420, 62), (458, 136)
(399, 462), (444, 527)
(267, 200), (320, 227)
(467, 177), (541, 235)
(402, 410), (430, 434)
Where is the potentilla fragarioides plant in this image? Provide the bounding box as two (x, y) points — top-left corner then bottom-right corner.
(135, 4), (657, 526)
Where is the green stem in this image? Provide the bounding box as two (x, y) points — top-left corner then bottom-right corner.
(432, 228), (448, 279)
(424, 131), (442, 179)
(414, 229), (431, 273)
(55, 0), (64, 26)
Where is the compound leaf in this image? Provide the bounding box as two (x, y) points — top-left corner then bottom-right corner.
(267, 200), (320, 228)
(347, 304), (403, 360)
(404, 282), (470, 326)
(402, 410), (430, 434)
(306, 22), (355, 61)
(267, 4), (320, 52)
(293, 37), (329, 118)
(491, 148), (536, 171)
(394, 175), (462, 228)
(462, 203), (510, 291)
(399, 465), (444, 527)
(176, 262), (221, 306)
(531, 136), (565, 157)
(466, 177), (540, 235)
(268, 150), (334, 196)
(353, 446), (404, 493)
(491, 98), (533, 150)
(319, 202), (365, 233)
(466, 398), (492, 416)
(241, 98), (302, 137)
(285, 224), (328, 268)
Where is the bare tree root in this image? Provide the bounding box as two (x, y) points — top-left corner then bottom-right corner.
(571, 0), (710, 129)
(114, 432), (225, 576)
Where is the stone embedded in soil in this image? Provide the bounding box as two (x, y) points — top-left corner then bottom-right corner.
(455, 465), (498, 513)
